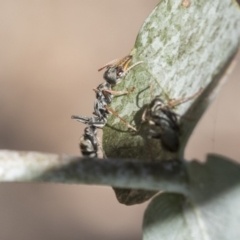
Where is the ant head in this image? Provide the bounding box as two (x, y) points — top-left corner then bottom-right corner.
(98, 55), (134, 86)
(150, 96), (165, 108)
(103, 66), (123, 85)
(147, 96), (166, 121)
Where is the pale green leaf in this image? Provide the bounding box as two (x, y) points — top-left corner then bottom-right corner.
(103, 0), (240, 160)
(103, 0), (240, 205)
(143, 154), (240, 240)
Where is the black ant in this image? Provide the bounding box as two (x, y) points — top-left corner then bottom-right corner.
(71, 55), (142, 157)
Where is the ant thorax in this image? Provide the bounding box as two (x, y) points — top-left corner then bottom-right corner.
(93, 98), (109, 119)
(95, 82), (113, 105)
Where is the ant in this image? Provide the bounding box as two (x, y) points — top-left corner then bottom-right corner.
(71, 55), (142, 157)
(107, 86), (202, 152)
(141, 88), (203, 152)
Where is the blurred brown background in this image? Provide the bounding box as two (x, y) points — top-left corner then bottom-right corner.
(0, 1), (239, 239)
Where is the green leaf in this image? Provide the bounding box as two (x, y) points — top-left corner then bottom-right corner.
(143, 193), (194, 239)
(103, 0), (240, 204)
(103, 0), (240, 159)
(143, 154), (240, 239)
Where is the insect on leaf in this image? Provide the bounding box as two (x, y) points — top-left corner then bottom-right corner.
(103, 0), (240, 204)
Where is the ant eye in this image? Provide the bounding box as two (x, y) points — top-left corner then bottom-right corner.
(117, 72), (122, 77)
(117, 69), (124, 77)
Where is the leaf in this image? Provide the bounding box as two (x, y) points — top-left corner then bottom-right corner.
(143, 193), (195, 240)
(143, 154), (240, 240)
(103, 0), (240, 159)
(103, 0), (240, 204)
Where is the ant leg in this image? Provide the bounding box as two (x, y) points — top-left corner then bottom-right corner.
(93, 88), (134, 97)
(71, 115), (91, 124)
(105, 106), (137, 132)
(99, 145), (107, 158)
(71, 115), (107, 128)
(167, 88), (203, 108)
(102, 87), (135, 96)
(97, 137), (107, 159)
